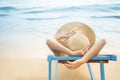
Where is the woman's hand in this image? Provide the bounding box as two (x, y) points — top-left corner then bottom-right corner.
(64, 59), (84, 69)
(71, 45), (90, 56)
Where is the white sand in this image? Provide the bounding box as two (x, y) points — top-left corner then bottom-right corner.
(0, 33), (120, 80)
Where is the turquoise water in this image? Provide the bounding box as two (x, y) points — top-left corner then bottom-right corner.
(0, 0), (120, 51)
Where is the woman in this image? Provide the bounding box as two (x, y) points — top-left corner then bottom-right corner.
(46, 38), (106, 69)
(46, 22), (106, 69)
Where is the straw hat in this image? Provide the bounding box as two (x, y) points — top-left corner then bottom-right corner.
(54, 22), (96, 56)
(68, 33), (90, 50)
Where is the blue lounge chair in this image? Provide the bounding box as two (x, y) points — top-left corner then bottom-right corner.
(47, 54), (117, 80)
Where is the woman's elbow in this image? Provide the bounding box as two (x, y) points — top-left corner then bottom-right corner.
(101, 39), (107, 45)
(46, 39), (51, 45)
(46, 38), (54, 45)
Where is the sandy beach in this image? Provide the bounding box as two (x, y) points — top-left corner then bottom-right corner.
(0, 33), (120, 80)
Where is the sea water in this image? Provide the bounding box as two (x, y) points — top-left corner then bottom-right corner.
(0, 0), (120, 57)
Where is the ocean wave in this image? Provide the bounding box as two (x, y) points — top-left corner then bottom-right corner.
(22, 3), (120, 14)
(22, 6), (80, 14)
(91, 16), (120, 19)
(0, 14), (9, 17)
(0, 6), (17, 11)
(25, 16), (68, 21)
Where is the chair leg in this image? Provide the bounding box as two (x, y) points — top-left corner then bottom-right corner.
(87, 63), (95, 80)
(54, 61), (58, 80)
(48, 60), (52, 80)
(100, 63), (105, 80)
